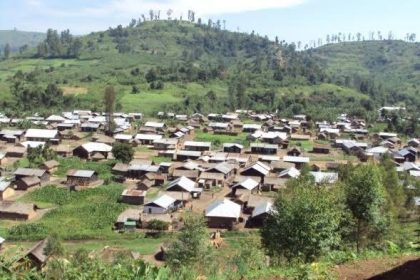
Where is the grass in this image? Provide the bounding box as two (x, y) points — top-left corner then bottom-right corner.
(152, 156), (172, 164)
(9, 184), (128, 240)
(289, 140), (313, 152)
(194, 130), (250, 148)
(55, 157), (115, 181)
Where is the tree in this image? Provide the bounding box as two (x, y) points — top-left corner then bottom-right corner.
(166, 213), (211, 269)
(4, 43), (11, 59)
(44, 234), (64, 257)
(112, 142), (134, 163)
(261, 181), (343, 262)
(343, 164), (389, 252)
(103, 86), (116, 134)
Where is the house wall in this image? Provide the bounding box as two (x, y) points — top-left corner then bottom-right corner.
(143, 206), (167, 214)
(207, 216), (236, 230)
(0, 209), (36, 220)
(0, 187), (15, 200)
(121, 196), (145, 205)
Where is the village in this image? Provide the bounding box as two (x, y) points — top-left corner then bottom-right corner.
(0, 106), (419, 267)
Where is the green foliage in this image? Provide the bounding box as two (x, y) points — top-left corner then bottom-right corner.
(166, 213), (211, 270)
(44, 234), (65, 257)
(147, 219), (170, 231)
(112, 142), (134, 163)
(10, 184), (126, 240)
(55, 157), (115, 181)
(261, 182), (343, 262)
(343, 164), (390, 251)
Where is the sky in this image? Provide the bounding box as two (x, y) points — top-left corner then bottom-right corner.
(1, 0), (419, 44)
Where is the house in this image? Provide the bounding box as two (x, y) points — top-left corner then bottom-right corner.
(25, 129), (59, 143)
(0, 178), (14, 201)
(41, 160), (59, 173)
(17, 238), (48, 269)
(260, 132), (288, 145)
(310, 171), (339, 184)
(262, 177), (287, 191)
(394, 148), (416, 162)
(144, 121), (166, 131)
(0, 152), (6, 166)
(407, 138), (419, 148)
(0, 129), (24, 143)
(16, 176), (41, 190)
(127, 165), (160, 179)
(51, 144), (72, 157)
(223, 143), (244, 154)
(143, 194), (177, 214)
(198, 172), (225, 188)
(283, 156), (310, 169)
(120, 189), (146, 205)
(166, 176), (196, 192)
(14, 168), (50, 183)
(205, 162), (236, 179)
(137, 179), (154, 190)
(240, 161), (270, 180)
(175, 150), (202, 161)
(184, 141), (211, 152)
(287, 146), (302, 157)
(250, 143), (278, 155)
(278, 167), (300, 179)
(143, 172), (166, 186)
(81, 122), (100, 132)
(248, 202), (274, 227)
(135, 134), (162, 145)
(270, 161), (295, 172)
(232, 178), (259, 196)
(154, 138), (178, 150)
(0, 202), (37, 220)
(311, 144), (330, 154)
(5, 146), (26, 158)
(206, 199), (241, 230)
(114, 134), (133, 144)
(112, 162), (129, 177)
(242, 124), (261, 133)
(114, 208), (141, 230)
(366, 146), (389, 159)
(66, 170), (98, 186)
(290, 134), (311, 141)
(73, 142), (112, 160)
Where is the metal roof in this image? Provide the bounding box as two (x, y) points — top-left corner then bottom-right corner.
(81, 142), (112, 153)
(25, 129), (58, 139)
(252, 202), (274, 218)
(167, 176), (196, 192)
(233, 178), (259, 190)
(206, 199), (241, 218)
(146, 194), (176, 209)
(68, 170), (96, 178)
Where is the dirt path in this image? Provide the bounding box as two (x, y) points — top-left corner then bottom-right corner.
(333, 255), (420, 280)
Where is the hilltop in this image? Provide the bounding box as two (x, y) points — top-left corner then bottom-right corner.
(0, 30), (45, 52)
(312, 40), (420, 107)
(0, 21), (418, 119)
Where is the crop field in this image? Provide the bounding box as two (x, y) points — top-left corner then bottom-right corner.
(194, 130), (250, 148)
(12, 184), (127, 240)
(55, 157), (116, 181)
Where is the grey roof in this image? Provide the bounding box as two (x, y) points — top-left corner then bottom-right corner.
(206, 199), (241, 218)
(167, 176), (196, 192)
(252, 202), (274, 218)
(14, 168), (46, 177)
(184, 141), (211, 147)
(145, 194), (176, 209)
(66, 169), (96, 178)
(0, 177), (12, 192)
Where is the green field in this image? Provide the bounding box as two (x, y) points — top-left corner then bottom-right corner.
(11, 184), (127, 240)
(194, 130), (250, 148)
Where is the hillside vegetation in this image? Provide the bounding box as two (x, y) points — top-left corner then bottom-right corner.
(0, 21), (368, 120)
(0, 30), (45, 52)
(312, 40), (420, 110)
(0, 21), (419, 120)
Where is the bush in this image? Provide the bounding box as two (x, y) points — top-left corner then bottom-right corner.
(147, 219), (170, 231)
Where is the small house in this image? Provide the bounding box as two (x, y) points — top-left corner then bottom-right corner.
(16, 176), (41, 190)
(184, 141), (211, 152)
(73, 142), (112, 160)
(250, 143), (278, 155)
(17, 239), (48, 269)
(41, 160), (59, 173)
(166, 176), (196, 193)
(66, 170), (98, 187)
(206, 199), (241, 230)
(223, 143), (244, 154)
(0, 178), (14, 201)
(312, 144), (330, 154)
(0, 202), (37, 220)
(120, 189), (146, 205)
(247, 202), (274, 227)
(114, 208), (141, 230)
(143, 194), (177, 214)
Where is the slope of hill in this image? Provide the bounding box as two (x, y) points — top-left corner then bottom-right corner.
(0, 30), (46, 52)
(1, 21), (417, 120)
(312, 40), (420, 108)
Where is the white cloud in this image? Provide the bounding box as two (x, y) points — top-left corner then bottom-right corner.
(79, 0), (305, 18)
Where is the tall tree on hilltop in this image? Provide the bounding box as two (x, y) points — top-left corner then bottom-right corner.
(4, 43), (11, 59)
(104, 86), (116, 135)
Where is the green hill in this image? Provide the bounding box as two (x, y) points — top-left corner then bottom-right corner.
(0, 21), (418, 120)
(312, 40), (420, 108)
(0, 30), (45, 52)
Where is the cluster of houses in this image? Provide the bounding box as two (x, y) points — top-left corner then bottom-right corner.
(0, 109), (419, 234)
